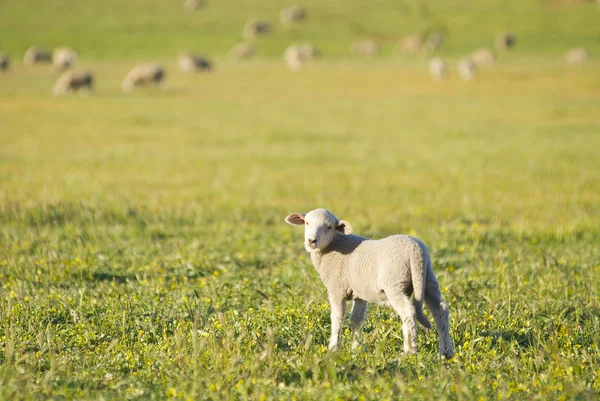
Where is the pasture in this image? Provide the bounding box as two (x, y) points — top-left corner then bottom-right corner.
(1, 0), (600, 399)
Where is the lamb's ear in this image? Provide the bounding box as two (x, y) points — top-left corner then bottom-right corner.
(285, 213), (306, 226)
(336, 220), (353, 234)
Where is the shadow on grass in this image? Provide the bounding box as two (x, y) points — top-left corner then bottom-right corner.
(480, 329), (534, 348)
(91, 271), (135, 284)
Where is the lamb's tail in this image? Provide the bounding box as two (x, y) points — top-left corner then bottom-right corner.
(411, 243), (432, 329)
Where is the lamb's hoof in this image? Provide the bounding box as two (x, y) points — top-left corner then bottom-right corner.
(440, 350), (454, 359)
(403, 347), (417, 356)
(351, 341), (364, 350)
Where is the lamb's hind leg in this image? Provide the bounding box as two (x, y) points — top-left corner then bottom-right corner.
(386, 289), (417, 354)
(350, 299), (367, 349)
(424, 278), (454, 358)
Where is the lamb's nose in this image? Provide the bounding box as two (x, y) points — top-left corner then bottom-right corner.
(308, 238), (317, 246)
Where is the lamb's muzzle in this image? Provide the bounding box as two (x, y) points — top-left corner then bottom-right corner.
(285, 208), (454, 358)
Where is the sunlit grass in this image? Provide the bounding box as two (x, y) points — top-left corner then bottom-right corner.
(1, 0), (600, 399)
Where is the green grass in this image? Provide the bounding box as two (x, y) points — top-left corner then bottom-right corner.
(1, 0), (600, 58)
(1, 0), (600, 400)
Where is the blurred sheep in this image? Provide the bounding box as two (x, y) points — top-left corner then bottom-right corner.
(423, 32), (444, 53)
(495, 33), (516, 51)
(243, 20), (271, 40)
(428, 57), (448, 80)
(470, 48), (496, 66)
(122, 64), (165, 92)
(53, 70), (93, 95)
(0, 53), (9, 71)
(299, 43), (320, 60)
(23, 46), (52, 65)
(399, 32), (443, 55)
(284, 45), (304, 71)
(565, 47), (590, 64)
(178, 52), (212, 73)
(52, 47), (78, 70)
(399, 34), (423, 55)
(457, 58), (477, 81)
(281, 5), (306, 25)
(183, 0), (205, 12)
(351, 40), (378, 57)
(229, 43), (255, 60)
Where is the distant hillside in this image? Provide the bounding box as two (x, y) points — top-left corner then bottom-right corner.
(1, 0), (599, 59)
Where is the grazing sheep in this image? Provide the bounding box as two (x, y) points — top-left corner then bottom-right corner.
(23, 46), (52, 65)
(53, 70), (93, 95)
(457, 58), (477, 81)
(178, 52), (212, 73)
(122, 63), (165, 92)
(565, 47), (590, 64)
(399, 34), (423, 55)
(183, 0), (205, 12)
(243, 20), (271, 40)
(299, 43), (320, 60)
(351, 40), (378, 57)
(495, 33), (516, 51)
(423, 32), (444, 53)
(283, 45), (304, 71)
(428, 57), (448, 80)
(285, 209), (454, 358)
(0, 53), (9, 71)
(52, 47), (78, 70)
(281, 5), (306, 25)
(229, 43), (255, 60)
(470, 48), (496, 66)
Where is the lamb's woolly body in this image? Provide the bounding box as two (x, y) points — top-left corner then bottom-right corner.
(311, 233), (431, 329)
(286, 208), (454, 358)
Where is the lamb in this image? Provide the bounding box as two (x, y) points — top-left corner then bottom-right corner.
(122, 63), (165, 92)
(351, 40), (378, 57)
(243, 20), (271, 40)
(0, 53), (9, 71)
(23, 46), (52, 65)
(285, 209), (454, 358)
(457, 58), (477, 81)
(52, 47), (78, 70)
(423, 32), (444, 53)
(565, 47), (590, 64)
(53, 70), (93, 95)
(281, 5), (306, 25)
(183, 0), (205, 12)
(495, 33), (516, 51)
(283, 45), (304, 71)
(299, 43), (320, 60)
(470, 48), (496, 67)
(178, 52), (212, 73)
(398, 34), (423, 55)
(428, 57), (448, 80)
(229, 43), (255, 60)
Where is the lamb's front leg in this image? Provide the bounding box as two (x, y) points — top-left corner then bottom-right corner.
(328, 294), (346, 351)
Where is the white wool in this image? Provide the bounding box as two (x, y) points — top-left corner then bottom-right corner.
(122, 63), (165, 92)
(285, 208), (454, 358)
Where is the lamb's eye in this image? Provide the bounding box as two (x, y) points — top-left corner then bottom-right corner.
(305, 221), (308, 226)
(327, 226), (333, 230)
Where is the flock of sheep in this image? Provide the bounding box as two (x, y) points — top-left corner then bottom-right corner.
(0, 3), (593, 95)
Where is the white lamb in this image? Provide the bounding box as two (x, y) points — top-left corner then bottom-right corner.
(285, 208), (454, 358)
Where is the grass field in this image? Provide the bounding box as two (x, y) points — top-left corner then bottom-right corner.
(1, 0), (600, 400)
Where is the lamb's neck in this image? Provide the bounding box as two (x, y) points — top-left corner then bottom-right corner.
(310, 234), (358, 272)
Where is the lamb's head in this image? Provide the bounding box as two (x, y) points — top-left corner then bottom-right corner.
(285, 208), (353, 252)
